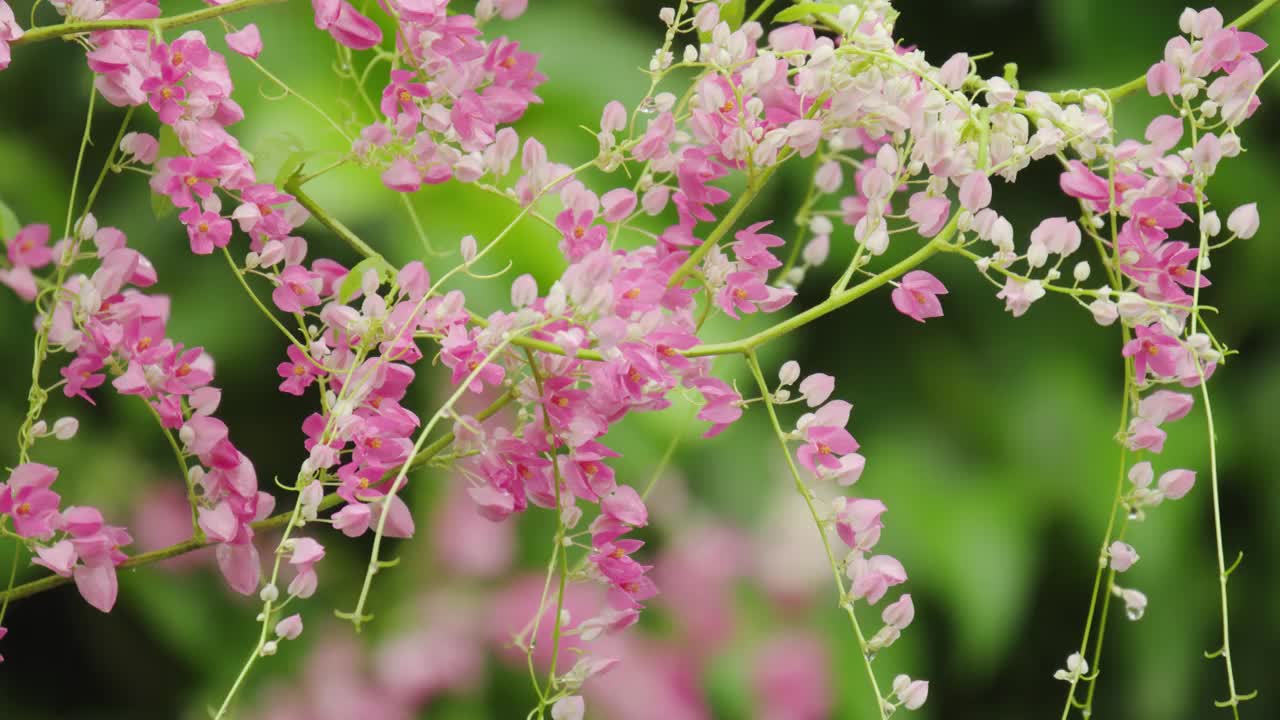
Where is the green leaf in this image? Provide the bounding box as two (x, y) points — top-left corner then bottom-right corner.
(274, 150), (317, 190)
(721, 0), (746, 29)
(0, 196), (19, 241)
(150, 126), (184, 220)
(774, 2), (842, 23)
(337, 255), (394, 303)
(697, 0), (747, 43)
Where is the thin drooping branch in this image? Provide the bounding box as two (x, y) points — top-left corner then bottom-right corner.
(0, 392), (514, 606)
(12, 0), (286, 47)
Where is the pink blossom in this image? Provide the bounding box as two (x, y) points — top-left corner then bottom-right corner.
(333, 502), (373, 537)
(120, 133), (159, 164)
(882, 593), (915, 629)
(798, 374), (834, 407)
(1227, 203), (1259, 239)
(275, 614), (304, 640)
(272, 265), (322, 313)
(7, 224), (54, 268)
(1158, 469), (1196, 500)
(891, 270), (947, 323)
(381, 69), (430, 123)
(179, 208), (233, 254)
(995, 277), (1045, 317)
(892, 674), (929, 710)
(1122, 324), (1182, 378)
(312, 0), (383, 50)
(834, 498), (886, 551)
(225, 24), (263, 59)
(0, 0), (23, 72)
(0, 463), (61, 539)
(277, 344), (326, 396)
(848, 552), (907, 605)
(1108, 541), (1139, 572)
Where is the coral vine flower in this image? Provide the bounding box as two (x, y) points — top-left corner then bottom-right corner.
(381, 69), (430, 124)
(1122, 324), (1182, 378)
(7, 224), (54, 268)
(0, 463), (61, 539)
(890, 271), (948, 323)
(277, 344), (326, 395)
(0, 0), (23, 72)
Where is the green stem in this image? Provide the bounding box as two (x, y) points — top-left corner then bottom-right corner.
(744, 349), (888, 719)
(285, 180), (386, 261)
(12, 0), (287, 46)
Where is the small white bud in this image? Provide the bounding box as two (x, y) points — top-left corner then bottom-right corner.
(1073, 261), (1091, 283)
(779, 360), (801, 386)
(259, 584), (280, 603)
(260, 641), (278, 657)
(53, 417), (79, 440)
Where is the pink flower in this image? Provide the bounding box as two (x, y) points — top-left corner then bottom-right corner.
(225, 24), (263, 59)
(73, 559), (119, 613)
(797, 426), (859, 474)
(798, 374), (835, 407)
(179, 208), (233, 254)
(882, 593), (915, 629)
(272, 265), (322, 313)
(7, 224), (54, 268)
(1122, 324), (1182, 378)
(891, 270), (947, 323)
(1108, 541), (1139, 572)
(1227, 203), (1259, 239)
(381, 157), (422, 193)
(216, 541), (261, 595)
(0, 463), (61, 539)
(1158, 469), (1196, 500)
(692, 377), (742, 438)
(33, 540), (78, 576)
(312, 0), (383, 50)
(995, 277), (1045, 317)
(381, 69), (430, 123)
(718, 271), (768, 319)
(834, 498), (886, 551)
(277, 344), (326, 396)
(848, 552), (906, 605)
(0, 1), (24, 72)
(1059, 160), (1110, 211)
(120, 133), (159, 165)
(287, 537), (325, 598)
(275, 614), (304, 640)
(892, 674), (929, 710)
(333, 502), (373, 537)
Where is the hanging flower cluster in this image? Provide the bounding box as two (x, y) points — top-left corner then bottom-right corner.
(0, 1), (1271, 718)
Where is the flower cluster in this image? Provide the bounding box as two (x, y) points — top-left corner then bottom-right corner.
(0, 0), (1271, 717)
(1, 463), (127, 612)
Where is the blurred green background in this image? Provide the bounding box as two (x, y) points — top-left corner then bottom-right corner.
(1, 0), (1278, 718)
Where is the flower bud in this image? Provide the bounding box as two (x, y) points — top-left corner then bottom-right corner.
(1108, 541), (1139, 572)
(779, 360), (801, 386)
(892, 674), (929, 710)
(1227, 203), (1259, 239)
(260, 641), (278, 656)
(275, 613), (304, 640)
(882, 593), (915, 629)
(1073, 261), (1091, 283)
(53, 417), (79, 440)
(259, 584), (279, 603)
